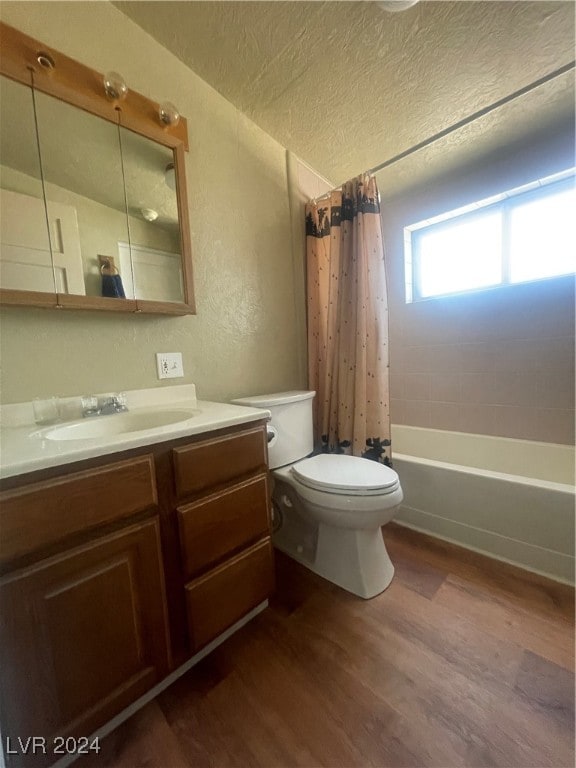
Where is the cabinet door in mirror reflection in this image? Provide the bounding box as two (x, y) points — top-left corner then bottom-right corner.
(0, 77), (55, 294)
(34, 89), (131, 299)
(119, 128), (185, 304)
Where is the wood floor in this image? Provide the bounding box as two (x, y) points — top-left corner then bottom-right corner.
(81, 524), (575, 768)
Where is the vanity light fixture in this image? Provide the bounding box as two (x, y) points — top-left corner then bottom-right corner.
(103, 70), (128, 101)
(159, 101), (180, 127)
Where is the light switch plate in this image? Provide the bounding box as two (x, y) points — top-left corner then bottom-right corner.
(156, 352), (184, 379)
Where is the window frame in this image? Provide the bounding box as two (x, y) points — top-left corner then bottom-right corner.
(404, 170), (576, 303)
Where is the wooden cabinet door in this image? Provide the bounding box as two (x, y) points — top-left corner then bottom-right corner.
(0, 519), (170, 768)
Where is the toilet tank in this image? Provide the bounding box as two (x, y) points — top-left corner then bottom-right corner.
(232, 391), (315, 469)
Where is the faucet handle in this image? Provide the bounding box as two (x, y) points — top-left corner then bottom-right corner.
(98, 392), (129, 412)
(81, 395), (99, 418)
(115, 392), (128, 409)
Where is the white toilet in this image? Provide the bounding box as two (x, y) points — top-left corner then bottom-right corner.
(232, 391), (403, 599)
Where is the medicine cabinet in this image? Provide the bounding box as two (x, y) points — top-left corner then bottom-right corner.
(0, 23), (195, 315)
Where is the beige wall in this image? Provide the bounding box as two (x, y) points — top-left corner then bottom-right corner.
(0, 1), (304, 403)
(382, 123), (575, 445)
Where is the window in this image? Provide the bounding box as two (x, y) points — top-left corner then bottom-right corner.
(404, 170), (576, 302)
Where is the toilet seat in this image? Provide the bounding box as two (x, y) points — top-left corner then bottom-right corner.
(291, 454), (400, 496)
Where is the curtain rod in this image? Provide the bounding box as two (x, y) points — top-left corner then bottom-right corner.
(311, 60), (575, 203)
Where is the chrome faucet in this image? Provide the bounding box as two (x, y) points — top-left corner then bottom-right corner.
(81, 393), (128, 418)
(99, 395), (129, 415)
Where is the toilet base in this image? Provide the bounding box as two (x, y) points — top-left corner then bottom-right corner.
(272, 479), (396, 599)
(275, 522), (394, 600)
(314, 524), (394, 598)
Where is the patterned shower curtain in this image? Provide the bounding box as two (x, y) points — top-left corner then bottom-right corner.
(305, 174), (391, 465)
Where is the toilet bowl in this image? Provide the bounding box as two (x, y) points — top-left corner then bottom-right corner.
(274, 454), (402, 598)
(232, 391), (403, 599)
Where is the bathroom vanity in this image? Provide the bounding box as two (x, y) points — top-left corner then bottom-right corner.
(0, 387), (273, 768)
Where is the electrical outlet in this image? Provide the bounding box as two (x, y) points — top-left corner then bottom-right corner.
(156, 352), (184, 379)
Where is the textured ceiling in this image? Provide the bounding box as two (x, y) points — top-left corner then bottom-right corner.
(115, 1), (575, 193)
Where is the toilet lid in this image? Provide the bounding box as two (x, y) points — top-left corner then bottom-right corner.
(292, 454), (399, 495)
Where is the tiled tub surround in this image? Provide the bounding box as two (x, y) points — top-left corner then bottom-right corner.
(0, 384), (271, 478)
(392, 425), (575, 584)
(389, 329), (575, 445)
(387, 275), (575, 446)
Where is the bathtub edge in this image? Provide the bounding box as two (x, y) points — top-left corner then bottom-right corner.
(394, 510), (575, 586)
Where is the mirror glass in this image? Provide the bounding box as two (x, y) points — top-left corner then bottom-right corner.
(0, 78), (189, 306)
(119, 127), (184, 303)
(33, 89), (132, 298)
(0, 76), (55, 294)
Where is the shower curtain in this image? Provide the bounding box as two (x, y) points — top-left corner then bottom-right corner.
(305, 174), (391, 464)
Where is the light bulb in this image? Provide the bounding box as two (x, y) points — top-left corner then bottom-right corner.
(103, 71), (128, 101)
(159, 101), (180, 127)
(376, 1), (420, 11)
(141, 208), (158, 222)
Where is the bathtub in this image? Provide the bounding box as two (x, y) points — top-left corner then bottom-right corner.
(391, 425), (575, 584)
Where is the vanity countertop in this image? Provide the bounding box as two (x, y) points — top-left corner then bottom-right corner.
(0, 384), (271, 480)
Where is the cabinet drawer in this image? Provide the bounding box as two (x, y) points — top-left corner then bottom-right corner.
(185, 538), (274, 651)
(173, 425), (267, 499)
(177, 473), (270, 579)
(0, 455), (157, 565)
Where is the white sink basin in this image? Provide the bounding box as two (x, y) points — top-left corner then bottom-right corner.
(44, 409), (200, 441)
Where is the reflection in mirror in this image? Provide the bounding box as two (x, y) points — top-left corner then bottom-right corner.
(33, 89), (131, 298)
(0, 76), (55, 294)
(120, 128), (184, 303)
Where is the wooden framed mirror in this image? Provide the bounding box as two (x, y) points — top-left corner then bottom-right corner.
(0, 22), (195, 315)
